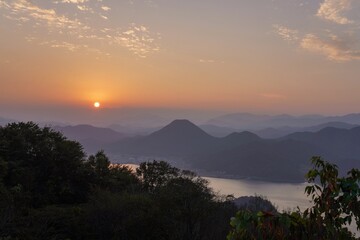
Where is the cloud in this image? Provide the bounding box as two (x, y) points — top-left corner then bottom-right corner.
(112, 24), (161, 58)
(43, 40), (85, 51)
(317, 0), (353, 24)
(2, 0), (85, 32)
(199, 59), (215, 63)
(101, 6), (111, 11)
(61, 0), (89, 3)
(301, 33), (360, 61)
(77, 5), (93, 12)
(0, 0), (161, 58)
(273, 25), (299, 42)
(274, 1), (359, 62)
(0, 1), (10, 8)
(99, 14), (108, 20)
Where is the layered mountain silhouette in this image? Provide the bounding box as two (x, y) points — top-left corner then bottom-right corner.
(4, 112), (360, 182)
(255, 121), (359, 139)
(105, 119), (360, 182)
(282, 127), (360, 170)
(105, 119), (261, 156)
(54, 125), (126, 154)
(207, 112), (360, 130)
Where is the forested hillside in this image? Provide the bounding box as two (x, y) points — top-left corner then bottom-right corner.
(0, 122), (236, 240)
(1, 122), (359, 239)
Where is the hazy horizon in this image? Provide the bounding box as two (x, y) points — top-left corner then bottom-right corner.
(2, 106), (360, 129)
(1, 0), (360, 119)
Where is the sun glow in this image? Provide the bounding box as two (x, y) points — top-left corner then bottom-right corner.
(94, 102), (100, 108)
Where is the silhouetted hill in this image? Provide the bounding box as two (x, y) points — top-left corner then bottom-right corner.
(54, 125), (126, 154)
(104, 119), (360, 182)
(222, 132), (261, 146)
(106, 120), (261, 157)
(283, 127), (360, 167)
(193, 126), (360, 182)
(207, 112), (360, 129)
(150, 119), (213, 142)
(305, 122), (358, 132)
(194, 139), (321, 182)
(106, 120), (216, 156)
(255, 122), (358, 138)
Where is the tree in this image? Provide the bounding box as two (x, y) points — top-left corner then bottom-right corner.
(86, 151), (140, 192)
(86, 150), (111, 187)
(136, 160), (179, 192)
(138, 161), (236, 240)
(0, 122), (91, 206)
(227, 156), (360, 240)
(303, 156), (360, 238)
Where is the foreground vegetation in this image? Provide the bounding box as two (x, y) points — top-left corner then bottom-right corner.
(228, 157), (360, 240)
(0, 122), (236, 239)
(1, 122), (359, 239)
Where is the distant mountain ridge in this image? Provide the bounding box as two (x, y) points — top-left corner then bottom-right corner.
(105, 119), (261, 157)
(54, 124), (126, 154)
(201, 121), (359, 138)
(105, 119), (360, 182)
(4, 114), (360, 183)
(254, 121), (359, 139)
(207, 112), (360, 130)
(194, 125), (360, 182)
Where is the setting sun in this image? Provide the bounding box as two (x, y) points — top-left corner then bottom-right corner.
(94, 102), (100, 108)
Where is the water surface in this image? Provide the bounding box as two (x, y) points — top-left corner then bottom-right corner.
(205, 177), (311, 211)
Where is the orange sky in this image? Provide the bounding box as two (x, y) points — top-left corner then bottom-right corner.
(1, 0), (360, 122)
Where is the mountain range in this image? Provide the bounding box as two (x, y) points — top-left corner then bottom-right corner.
(103, 120), (360, 182)
(2, 113), (360, 182)
(53, 125), (126, 154)
(206, 112), (360, 130)
(105, 120), (261, 157)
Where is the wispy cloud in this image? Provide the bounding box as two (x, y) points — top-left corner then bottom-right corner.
(111, 24), (161, 58)
(317, 0), (353, 24)
(0, 0), (161, 58)
(273, 0), (360, 62)
(273, 25), (299, 42)
(61, 0), (89, 3)
(3, 0), (86, 32)
(77, 5), (93, 12)
(42, 40), (86, 52)
(199, 59), (216, 63)
(301, 33), (360, 61)
(101, 6), (111, 11)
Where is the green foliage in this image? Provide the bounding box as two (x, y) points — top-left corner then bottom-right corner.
(0, 122), (90, 206)
(235, 195), (278, 214)
(136, 160), (179, 192)
(85, 151), (140, 192)
(227, 156), (360, 240)
(304, 157), (360, 232)
(82, 191), (163, 240)
(8, 205), (82, 240)
(87, 150), (111, 181)
(0, 123), (236, 240)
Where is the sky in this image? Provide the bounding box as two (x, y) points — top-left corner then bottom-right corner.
(1, 0), (360, 125)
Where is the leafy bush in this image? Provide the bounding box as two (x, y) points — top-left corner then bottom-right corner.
(227, 156), (360, 240)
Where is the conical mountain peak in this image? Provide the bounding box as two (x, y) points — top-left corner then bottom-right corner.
(150, 119), (212, 140)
